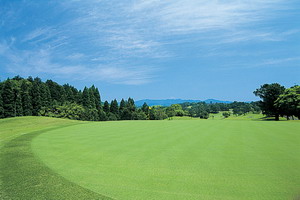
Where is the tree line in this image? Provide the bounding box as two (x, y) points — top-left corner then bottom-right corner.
(0, 77), (297, 121)
(0, 76), (172, 121)
(177, 101), (261, 119)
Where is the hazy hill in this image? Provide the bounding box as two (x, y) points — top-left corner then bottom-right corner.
(135, 99), (232, 107)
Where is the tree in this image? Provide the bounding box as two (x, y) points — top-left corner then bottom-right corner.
(141, 102), (149, 115)
(120, 97), (136, 120)
(82, 87), (91, 108)
(46, 79), (66, 103)
(21, 81), (32, 116)
(110, 99), (119, 116)
(275, 86), (300, 119)
(0, 82), (4, 118)
(170, 104), (185, 116)
(119, 99), (127, 120)
(222, 111), (231, 118)
(13, 84), (23, 116)
(90, 85), (101, 111)
(103, 101), (110, 113)
(149, 107), (168, 120)
(40, 83), (51, 108)
(254, 83), (285, 121)
(127, 98), (136, 112)
(31, 78), (42, 116)
(2, 80), (15, 117)
(132, 110), (148, 120)
(166, 106), (176, 119)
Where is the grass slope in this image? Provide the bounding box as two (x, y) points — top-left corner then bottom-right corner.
(32, 120), (300, 200)
(0, 117), (112, 200)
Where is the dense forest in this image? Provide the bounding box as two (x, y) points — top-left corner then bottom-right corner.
(0, 76), (298, 121)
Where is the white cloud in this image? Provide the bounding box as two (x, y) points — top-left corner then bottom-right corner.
(1, 0), (296, 85)
(129, 0), (285, 34)
(0, 43), (154, 85)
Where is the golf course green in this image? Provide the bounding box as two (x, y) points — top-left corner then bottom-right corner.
(1, 116), (300, 199)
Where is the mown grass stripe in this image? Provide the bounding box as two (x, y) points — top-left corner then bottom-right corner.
(0, 125), (113, 200)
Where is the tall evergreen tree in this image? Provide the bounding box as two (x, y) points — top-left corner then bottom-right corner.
(0, 82), (4, 118)
(21, 81), (32, 116)
(110, 99), (119, 116)
(31, 78), (42, 116)
(2, 79), (15, 117)
(127, 97), (136, 112)
(118, 98), (127, 120)
(119, 99), (126, 111)
(63, 84), (75, 103)
(92, 86), (102, 111)
(103, 101), (110, 113)
(46, 80), (66, 103)
(88, 87), (96, 109)
(40, 83), (51, 108)
(82, 87), (91, 108)
(141, 102), (149, 115)
(13, 84), (23, 116)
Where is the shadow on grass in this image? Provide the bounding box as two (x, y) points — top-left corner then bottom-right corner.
(0, 125), (113, 200)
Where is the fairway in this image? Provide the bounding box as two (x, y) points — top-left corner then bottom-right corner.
(29, 119), (300, 200)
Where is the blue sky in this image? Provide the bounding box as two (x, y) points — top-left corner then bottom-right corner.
(0, 0), (299, 101)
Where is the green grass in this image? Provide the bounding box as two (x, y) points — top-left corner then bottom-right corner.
(0, 117), (111, 199)
(1, 117), (300, 199)
(170, 113), (273, 121)
(33, 119), (300, 200)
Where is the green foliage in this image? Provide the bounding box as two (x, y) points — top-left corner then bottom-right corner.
(0, 82), (4, 118)
(20, 81), (32, 116)
(46, 80), (66, 103)
(82, 87), (92, 108)
(166, 106), (176, 118)
(275, 86), (300, 119)
(103, 101), (110, 113)
(2, 79), (15, 117)
(149, 107), (168, 120)
(222, 111), (231, 118)
(107, 112), (118, 121)
(188, 102), (209, 119)
(141, 102), (149, 115)
(31, 78), (42, 116)
(110, 99), (119, 116)
(0, 76), (106, 121)
(254, 83), (285, 120)
(132, 110), (148, 120)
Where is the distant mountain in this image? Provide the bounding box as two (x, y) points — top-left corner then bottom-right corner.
(135, 99), (232, 107)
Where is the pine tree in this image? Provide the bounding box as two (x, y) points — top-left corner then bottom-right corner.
(110, 99), (119, 116)
(64, 84), (76, 103)
(14, 85), (23, 116)
(119, 98), (127, 120)
(82, 87), (91, 108)
(103, 101), (110, 113)
(0, 82), (4, 118)
(46, 79), (66, 103)
(88, 87), (96, 109)
(2, 79), (15, 117)
(31, 78), (42, 116)
(21, 81), (32, 116)
(127, 97), (136, 112)
(91, 86), (101, 111)
(119, 99), (126, 111)
(40, 83), (51, 107)
(141, 102), (149, 114)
